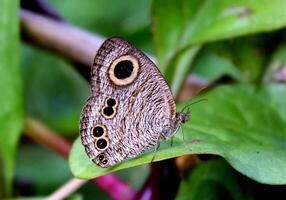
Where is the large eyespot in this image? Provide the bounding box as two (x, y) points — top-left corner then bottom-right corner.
(109, 55), (139, 86)
(91, 125), (106, 138)
(106, 98), (117, 107)
(95, 137), (109, 151)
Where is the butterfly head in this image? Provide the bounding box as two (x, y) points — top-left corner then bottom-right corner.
(179, 98), (207, 124)
(178, 112), (190, 124)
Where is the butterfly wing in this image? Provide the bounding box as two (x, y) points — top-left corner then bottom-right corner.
(80, 37), (179, 167)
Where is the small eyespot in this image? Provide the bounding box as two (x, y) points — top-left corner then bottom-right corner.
(98, 153), (105, 161)
(106, 98), (116, 107)
(98, 154), (104, 161)
(94, 153), (109, 165)
(95, 138), (109, 150)
(114, 60), (133, 79)
(102, 160), (108, 164)
(92, 126), (104, 138)
(103, 107), (114, 116)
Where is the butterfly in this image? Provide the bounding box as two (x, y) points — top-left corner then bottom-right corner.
(80, 37), (189, 167)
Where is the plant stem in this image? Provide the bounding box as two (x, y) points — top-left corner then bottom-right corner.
(47, 178), (87, 200)
(23, 117), (135, 199)
(21, 0), (62, 21)
(92, 175), (136, 200)
(20, 9), (156, 67)
(21, 9), (105, 66)
(23, 117), (71, 158)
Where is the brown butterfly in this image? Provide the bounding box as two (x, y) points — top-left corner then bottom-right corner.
(80, 37), (189, 167)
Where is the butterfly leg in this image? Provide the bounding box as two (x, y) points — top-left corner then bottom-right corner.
(150, 138), (161, 163)
(170, 136), (174, 147)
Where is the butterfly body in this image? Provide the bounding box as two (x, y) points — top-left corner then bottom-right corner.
(80, 37), (188, 167)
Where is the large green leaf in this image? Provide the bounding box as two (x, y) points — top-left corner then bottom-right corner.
(0, 0), (23, 196)
(153, 0), (286, 95)
(69, 84), (286, 184)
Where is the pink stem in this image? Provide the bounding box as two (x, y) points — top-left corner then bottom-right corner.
(23, 117), (136, 199)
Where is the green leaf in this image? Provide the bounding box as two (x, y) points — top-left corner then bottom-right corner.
(192, 51), (243, 82)
(225, 37), (267, 83)
(176, 159), (252, 200)
(0, 0), (23, 196)
(165, 46), (201, 96)
(152, 0), (286, 94)
(69, 84), (286, 184)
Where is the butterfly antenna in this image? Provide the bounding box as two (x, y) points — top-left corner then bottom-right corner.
(181, 98), (208, 113)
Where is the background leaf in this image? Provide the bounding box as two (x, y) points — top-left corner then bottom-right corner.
(176, 159), (251, 200)
(152, 0), (286, 94)
(49, 0), (152, 52)
(0, 0), (23, 196)
(191, 51), (243, 82)
(69, 84), (286, 185)
(22, 45), (89, 135)
(15, 145), (71, 196)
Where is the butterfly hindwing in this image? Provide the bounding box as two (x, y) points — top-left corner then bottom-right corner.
(80, 37), (180, 167)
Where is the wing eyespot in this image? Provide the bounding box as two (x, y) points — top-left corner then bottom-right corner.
(95, 137), (109, 151)
(91, 125), (106, 138)
(101, 107), (117, 119)
(108, 55), (139, 86)
(98, 153), (105, 161)
(106, 98), (117, 107)
(101, 97), (118, 119)
(94, 153), (109, 166)
(103, 107), (114, 116)
(90, 124), (110, 153)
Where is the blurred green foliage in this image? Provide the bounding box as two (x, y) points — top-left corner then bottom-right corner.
(17, 0), (151, 198)
(15, 145), (71, 195)
(22, 45), (89, 135)
(0, 0), (23, 196)
(49, 0), (152, 52)
(176, 159), (251, 200)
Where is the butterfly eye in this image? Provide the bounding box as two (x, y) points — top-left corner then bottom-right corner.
(95, 137), (109, 151)
(109, 55), (139, 86)
(91, 125), (106, 138)
(106, 98), (117, 107)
